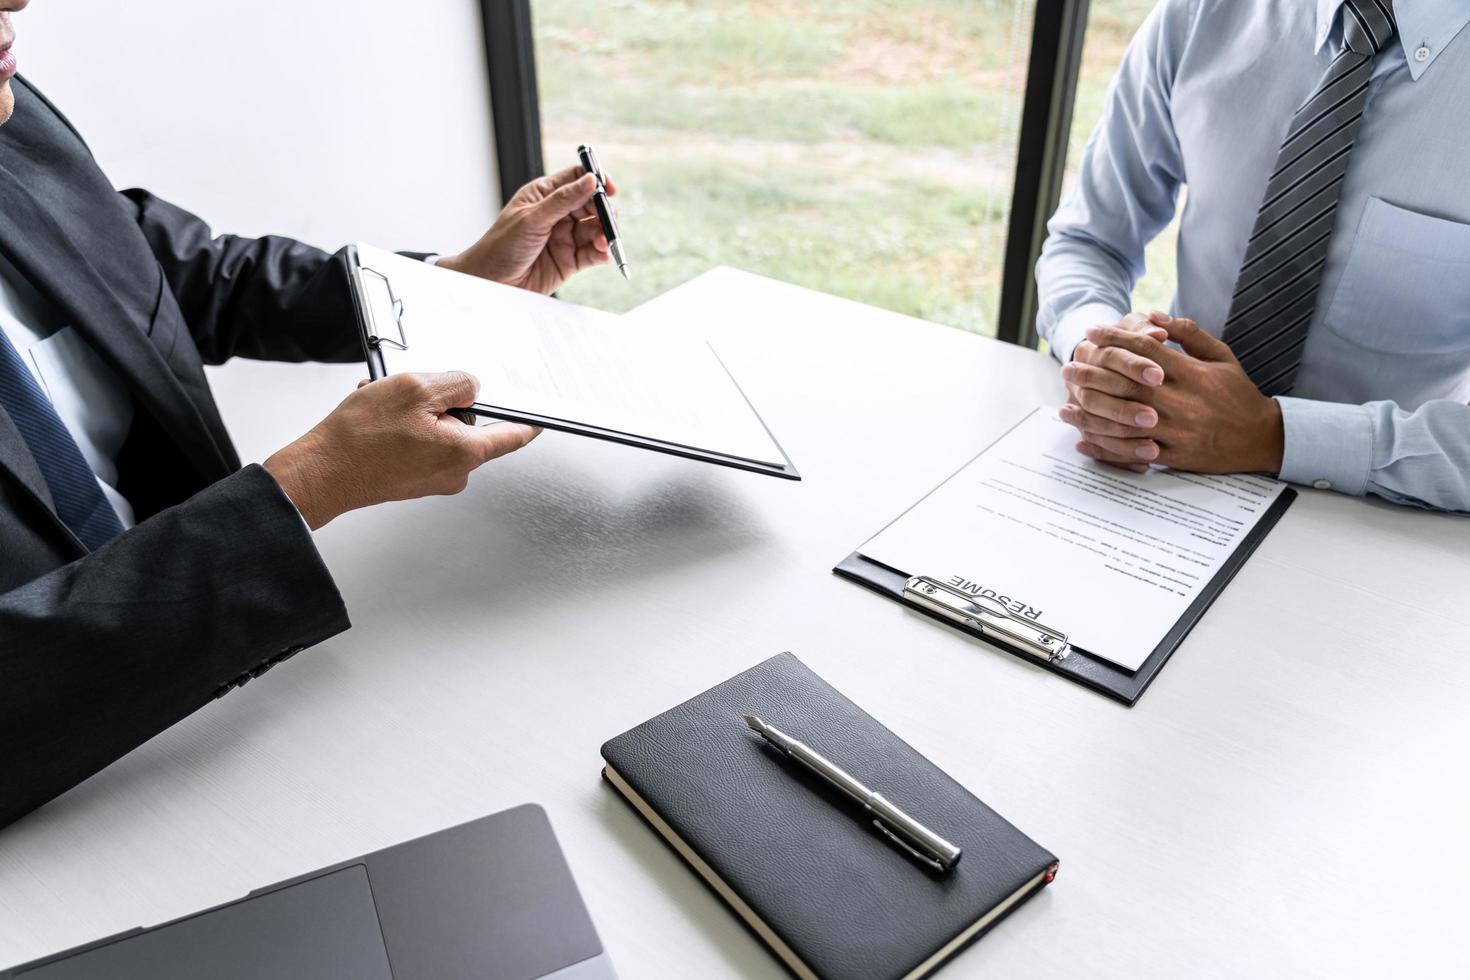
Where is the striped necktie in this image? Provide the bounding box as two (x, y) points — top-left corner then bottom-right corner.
(0, 328), (125, 551)
(1220, 0), (1397, 396)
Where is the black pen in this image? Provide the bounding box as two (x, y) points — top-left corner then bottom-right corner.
(577, 144), (629, 281)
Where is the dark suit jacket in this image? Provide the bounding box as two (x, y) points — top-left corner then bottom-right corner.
(0, 77), (365, 828)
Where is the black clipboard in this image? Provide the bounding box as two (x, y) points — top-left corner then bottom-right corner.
(347, 246), (800, 481)
(834, 416), (1297, 706)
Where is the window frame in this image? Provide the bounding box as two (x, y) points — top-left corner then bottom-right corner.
(479, 0), (544, 206)
(997, 0), (1093, 347)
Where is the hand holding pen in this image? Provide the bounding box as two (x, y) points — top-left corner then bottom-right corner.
(437, 160), (622, 295)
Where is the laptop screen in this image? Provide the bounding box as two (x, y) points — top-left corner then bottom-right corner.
(17, 865), (393, 980)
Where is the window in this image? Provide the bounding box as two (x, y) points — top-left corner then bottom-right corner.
(509, 1), (1184, 344)
(532, 0), (1039, 337)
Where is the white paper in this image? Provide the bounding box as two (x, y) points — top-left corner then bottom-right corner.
(860, 410), (1286, 670)
(356, 245), (785, 467)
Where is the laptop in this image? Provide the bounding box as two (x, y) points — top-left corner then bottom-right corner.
(1, 804), (617, 980)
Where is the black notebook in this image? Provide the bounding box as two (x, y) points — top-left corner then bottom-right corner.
(600, 653), (1058, 980)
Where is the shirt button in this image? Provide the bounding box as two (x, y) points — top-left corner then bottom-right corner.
(1312, 479), (1332, 490)
(1415, 46), (1431, 62)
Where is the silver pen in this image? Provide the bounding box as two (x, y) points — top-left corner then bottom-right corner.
(743, 715), (962, 873)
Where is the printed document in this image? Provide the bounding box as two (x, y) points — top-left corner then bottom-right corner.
(355, 244), (785, 468)
(859, 410), (1287, 670)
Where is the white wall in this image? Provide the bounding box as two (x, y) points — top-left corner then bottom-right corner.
(14, 0), (501, 253)
(13, 1), (506, 456)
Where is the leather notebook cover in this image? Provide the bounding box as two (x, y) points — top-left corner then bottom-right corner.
(600, 653), (1058, 980)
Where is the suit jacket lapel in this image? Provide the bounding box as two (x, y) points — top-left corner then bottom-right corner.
(0, 405), (87, 553)
(0, 160), (231, 483)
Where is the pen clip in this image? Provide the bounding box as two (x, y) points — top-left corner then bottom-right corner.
(903, 576), (1070, 662)
(870, 819), (947, 874)
(579, 143), (607, 189)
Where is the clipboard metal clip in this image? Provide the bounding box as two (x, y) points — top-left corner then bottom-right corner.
(359, 265), (407, 351)
(902, 576), (1071, 662)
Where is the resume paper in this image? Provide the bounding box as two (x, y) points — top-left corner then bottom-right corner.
(859, 411), (1287, 671)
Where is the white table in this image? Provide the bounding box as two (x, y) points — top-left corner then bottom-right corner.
(2, 269), (1467, 978)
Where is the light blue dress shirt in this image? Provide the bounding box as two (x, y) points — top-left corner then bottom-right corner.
(1037, 0), (1470, 512)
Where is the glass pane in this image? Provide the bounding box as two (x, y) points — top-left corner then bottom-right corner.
(1063, 0), (1180, 317)
(533, 0), (1037, 337)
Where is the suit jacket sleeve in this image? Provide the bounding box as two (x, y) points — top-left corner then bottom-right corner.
(0, 465), (351, 829)
(120, 188), (367, 365)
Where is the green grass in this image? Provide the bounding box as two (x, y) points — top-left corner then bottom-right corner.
(535, 0), (1180, 336)
(544, 78), (1012, 149)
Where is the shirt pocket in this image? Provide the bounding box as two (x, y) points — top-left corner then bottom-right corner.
(1322, 197), (1470, 355)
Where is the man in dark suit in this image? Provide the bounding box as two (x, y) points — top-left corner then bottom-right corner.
(0, 0), (617, 828)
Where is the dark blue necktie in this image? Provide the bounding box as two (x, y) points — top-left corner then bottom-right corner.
(0, 328), (125, 550)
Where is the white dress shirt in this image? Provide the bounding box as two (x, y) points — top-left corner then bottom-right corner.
(0, 250), (136, 528)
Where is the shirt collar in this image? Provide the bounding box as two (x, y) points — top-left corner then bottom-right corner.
(1315, 0), (1470, 79)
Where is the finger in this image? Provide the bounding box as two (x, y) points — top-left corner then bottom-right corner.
(542, 163), (590, 190)
(1061, 361), (1153, 400)
(1059, 403), (1150, 439)
(1082, 432), (1160, 461)
(573, 239), (612, 270)
(1074, 439), (1152, 473)
(570, 173), (617, 221)
(416, 371), (480, 412)
(1120, 311), (1169, 342)
(357, 378), (371, 389)
(1072, 384), (1159, 428)
(535, 173), (598, 226)
(572, 214), (610, 253)
(507, 172), (559, 207)
(1085, 324), (1183, 372)
(461, 421), (542, 464)
(1152, 312), (1235, 362)
(1079, 341), (1165, 386)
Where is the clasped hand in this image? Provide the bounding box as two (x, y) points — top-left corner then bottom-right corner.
(1059, 311), (1285, 475)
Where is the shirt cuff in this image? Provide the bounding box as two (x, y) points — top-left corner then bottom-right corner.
(1046, 302), (1126, 363)
(1276, 396), (1374, 496)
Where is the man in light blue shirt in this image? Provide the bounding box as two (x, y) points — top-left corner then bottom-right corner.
(1037, 0), (1470, 512)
